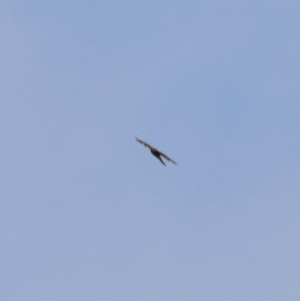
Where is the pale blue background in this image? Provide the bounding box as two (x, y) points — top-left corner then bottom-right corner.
(1, 1), (300, 300)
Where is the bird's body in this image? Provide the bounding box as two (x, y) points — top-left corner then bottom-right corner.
(136, 138), (177, 166)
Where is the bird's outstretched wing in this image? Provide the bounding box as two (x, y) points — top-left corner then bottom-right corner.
(136, 137), (177, 165)
(135, 138), (153, 150)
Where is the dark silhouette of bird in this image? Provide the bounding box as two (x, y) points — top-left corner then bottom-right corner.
(136, 138), (177, 166)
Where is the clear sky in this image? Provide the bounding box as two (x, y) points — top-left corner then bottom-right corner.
(1, 1), (300, 300)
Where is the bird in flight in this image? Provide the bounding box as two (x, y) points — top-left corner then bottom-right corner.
(136, 138), (177, 166)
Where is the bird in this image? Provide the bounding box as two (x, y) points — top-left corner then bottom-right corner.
(136, 138), (177, 166)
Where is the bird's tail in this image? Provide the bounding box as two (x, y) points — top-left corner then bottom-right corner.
(158, 156), (166, 166)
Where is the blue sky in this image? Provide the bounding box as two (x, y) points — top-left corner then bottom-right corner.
(1, 1), (300, 300)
